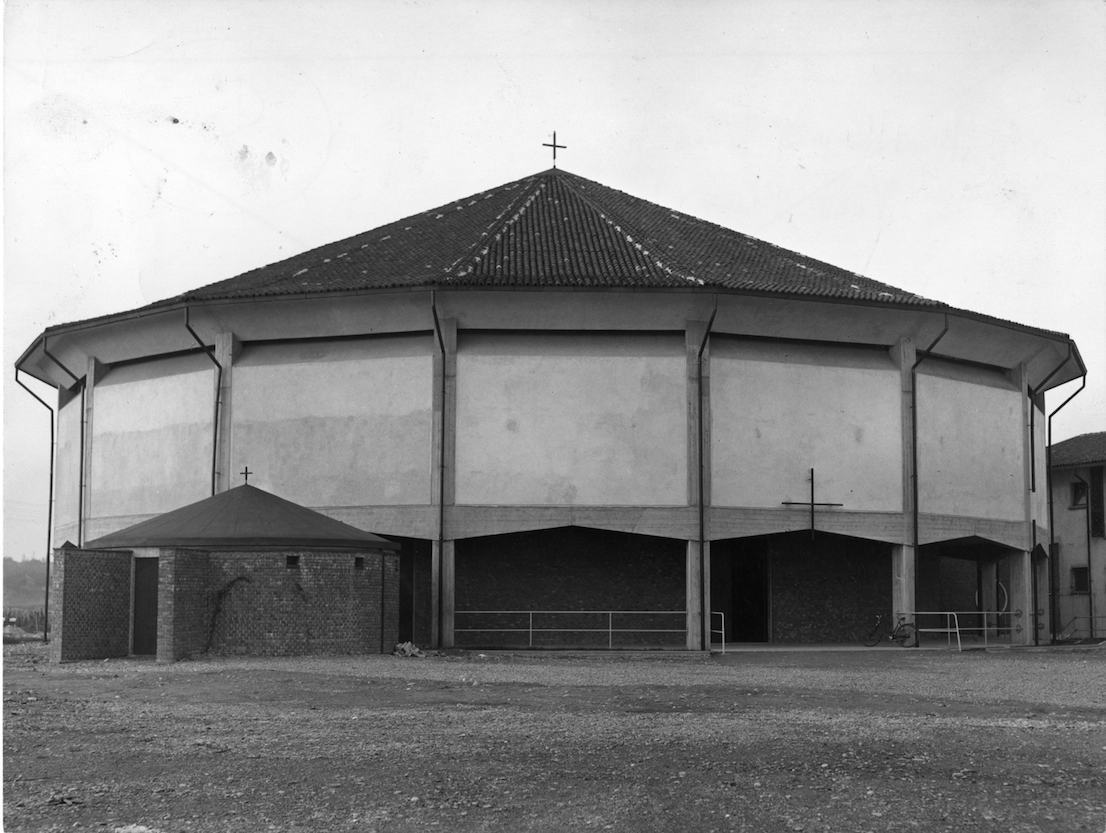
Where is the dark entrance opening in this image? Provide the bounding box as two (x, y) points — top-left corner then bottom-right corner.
(711, 538), (770, 642)
(132, 557), (158, 655)
(393, 537), (433, 646)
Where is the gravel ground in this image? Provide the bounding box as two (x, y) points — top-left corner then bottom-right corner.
(4, 643), (1105, 832)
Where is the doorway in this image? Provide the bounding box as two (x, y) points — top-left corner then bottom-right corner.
(711, 538), (770, 642)
(132, 558), (158, 655)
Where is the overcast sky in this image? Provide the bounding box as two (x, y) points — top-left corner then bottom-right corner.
(4, 0), (1104, 560)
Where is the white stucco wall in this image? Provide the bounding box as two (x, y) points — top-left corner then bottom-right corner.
(455, 333), (687, 506)
(916, 362), (1024, 521)
(711, 339), (903, 511)
(53, 388), (83, 543)
(90, 354), (214, 519)
(232, 335), (433, 506)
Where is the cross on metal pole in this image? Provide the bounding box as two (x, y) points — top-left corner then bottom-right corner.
(241, 466), (252, 485)
(782, 468), (843, 539)
(543, 131), (566, 167)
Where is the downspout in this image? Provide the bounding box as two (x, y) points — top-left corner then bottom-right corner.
(1047, 370), (1085, 640)
(184, 308), (222, 496)
(1073, 472), (1094, 638)
(43, 338), (82, 546)
(696, 299), (718, 651)
(1030, 345), (1072, 492)
(431, 292), (447, 648)
(15, 369), (56, 644)
(911, 314), (949, 628)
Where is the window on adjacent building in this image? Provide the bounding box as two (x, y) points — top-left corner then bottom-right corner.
(1071, 566), (1090, 594)
(1071, 480), (1087, 507)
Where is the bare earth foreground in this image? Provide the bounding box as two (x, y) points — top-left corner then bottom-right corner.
(3, 643), (1105, 833)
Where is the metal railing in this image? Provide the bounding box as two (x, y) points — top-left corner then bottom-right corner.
(1057, 615), (1106, 641)
(710, 611), (726, 654)
(906, 610), (1019, 651)
(454, 610), (686, 649)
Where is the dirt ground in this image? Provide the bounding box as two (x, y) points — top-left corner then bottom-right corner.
(3, 642), (1105, 832)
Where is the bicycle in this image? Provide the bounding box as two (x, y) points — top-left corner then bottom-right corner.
(862, 614), (918, 648)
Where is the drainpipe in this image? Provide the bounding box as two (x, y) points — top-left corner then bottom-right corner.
(1029, 345), (1072, 493)
(15, 369), (56, 643)
(910, 314), (949, 628)
(43, 338), (83, 546)
(184, 308), (222, 496)
(431, 292), (447, 648)
(1047, 371), (1085, 640)
(696, 299), (718, 651)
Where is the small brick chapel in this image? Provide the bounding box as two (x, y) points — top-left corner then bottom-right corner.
(50, 484), (400, 662)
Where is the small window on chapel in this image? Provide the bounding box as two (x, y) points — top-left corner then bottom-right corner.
(354, 557), (365, 571)
(1071, 481), (1087, 507)
(1071, 566), (1090, 594)
(286, 555), (300, 569)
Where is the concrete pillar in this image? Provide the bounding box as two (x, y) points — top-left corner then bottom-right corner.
(686, 540), (704, 650)
(441, 540), (455, 649)
(80, 357), (109, 545)
(214, 332), (241, 493)
(891, 544), (915, 624)
(981, 560), (998, 637)
(1007, 548), (1033, 646)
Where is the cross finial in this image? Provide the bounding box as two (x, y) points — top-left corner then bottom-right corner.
(241, 466), (252, 484)
(543, 131), (566, 167)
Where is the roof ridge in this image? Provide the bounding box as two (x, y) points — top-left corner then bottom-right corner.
(553, 172), (709, 287)
(445, 173), (548, 279)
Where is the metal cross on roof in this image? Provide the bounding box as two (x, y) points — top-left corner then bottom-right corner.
(543, 131), (566, 167)
(241, 466), (252, 484)
(782, 468), (843, 539)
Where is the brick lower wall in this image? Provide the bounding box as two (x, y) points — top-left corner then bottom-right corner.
(769, 533), (891, 643)
(204, 550), (398, 657)
(158, 549), (210, 662)
(455, 527), (686, 648)
(50, 548), (133, 662)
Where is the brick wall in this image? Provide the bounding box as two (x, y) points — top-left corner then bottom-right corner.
(50, 548), (132, 662)
(769, 533), (891, 643)
(455, 527), (686, 648)
(157, 549), (210, 662)
(204, 550), (398, 657)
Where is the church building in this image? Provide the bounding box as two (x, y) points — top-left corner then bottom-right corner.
(16, 167), (1085, 656)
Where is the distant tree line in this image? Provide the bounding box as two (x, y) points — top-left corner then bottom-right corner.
(3, 557), (47, 611)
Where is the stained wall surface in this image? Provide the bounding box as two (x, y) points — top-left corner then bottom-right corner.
(916, 362), (1024, 521)
(90, 355), (214, 522)
(231, 335), (433, 507)
(711, 339), (903, 511)
(455, 333), (687, 506)
(54, 388), (83, 545)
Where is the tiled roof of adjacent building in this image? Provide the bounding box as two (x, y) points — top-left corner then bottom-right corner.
(1050, 432), (1106, 468)
(173, 167), (937, 307)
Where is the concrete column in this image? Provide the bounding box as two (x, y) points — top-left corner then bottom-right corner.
(980, 559), (998, 638)
(214, 332), (241, 493)
(441, 540), (455, 649)
(686, 321), (711, 652)
(80, 357), (109, 545)
(686, 540), (704, 650)
(891, 544), (915, 625)
(1007, 548), (1033, 646)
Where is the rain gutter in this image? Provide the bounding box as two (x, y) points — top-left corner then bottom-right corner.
(15, 369), (56, 644)
(911, 315), (949, 627)
(1029, 344), (1073, 492)
(43, 339), (83, 546)
(431, 291), (447, 649)
(184, 308), (222, 496)
(696, 299), (718, 651)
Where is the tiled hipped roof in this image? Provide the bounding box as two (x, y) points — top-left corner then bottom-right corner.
(1050, 432), (1106, 468)
(178, 168), (936, 306)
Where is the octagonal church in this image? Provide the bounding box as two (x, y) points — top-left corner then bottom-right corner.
(17, 168), (1085, 657)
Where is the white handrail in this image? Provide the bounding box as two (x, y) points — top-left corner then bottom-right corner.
(710, 611), (725, 654)
(455, 609), (686, 648)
